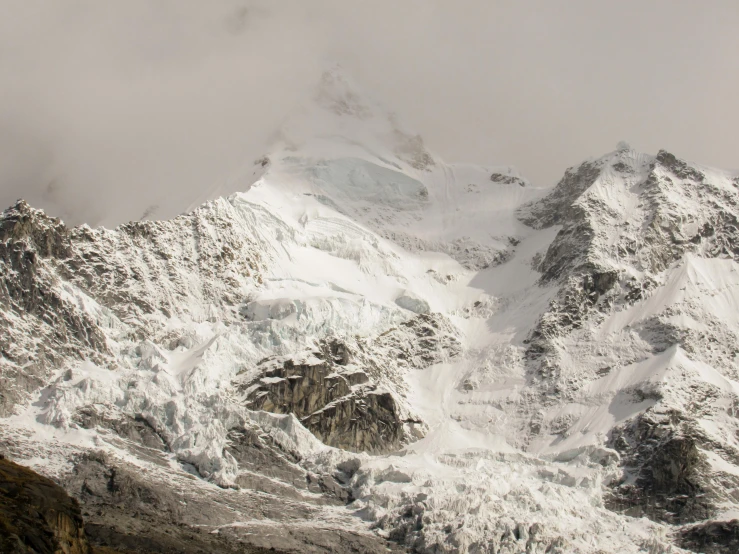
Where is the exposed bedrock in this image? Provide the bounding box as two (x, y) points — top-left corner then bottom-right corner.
(0, 456), (91, 554)
(240, 340), (416, 453)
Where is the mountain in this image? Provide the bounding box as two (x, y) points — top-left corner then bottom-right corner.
(2, 69), (739, 553)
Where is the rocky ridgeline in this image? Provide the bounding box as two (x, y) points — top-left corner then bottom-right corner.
(518, 148), (739, 531)
(242, 348), (407, 453)
(520, 149), (739, 384)
(0, 199), (263, 417)
(0, 201), (110, 418)
(522, 150), (739, 371)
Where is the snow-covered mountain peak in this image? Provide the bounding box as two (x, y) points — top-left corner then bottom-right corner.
(5, 77), (739, 551)
(186, 66), (444, 217)
(269, 64), (438, 174)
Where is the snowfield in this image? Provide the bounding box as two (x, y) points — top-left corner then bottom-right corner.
(2, 68), (738, 553)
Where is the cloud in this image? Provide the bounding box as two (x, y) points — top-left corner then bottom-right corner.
(1, 1), (737, 225)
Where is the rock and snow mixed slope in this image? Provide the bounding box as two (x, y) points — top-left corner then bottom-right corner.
(1, 70), (739, 553)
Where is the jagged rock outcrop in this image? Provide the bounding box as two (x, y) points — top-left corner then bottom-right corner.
(240, 346), (407, 453)
(679, 519), (739, 554)
(73, 406), (169, 452)
(517, 159), (603, 229)
(606, 413), (714, 523)
(301, 387), (406, 454)
(242, 348), (404, 453)
(238, 315), (460, 453)
(489, 172), (527, 187)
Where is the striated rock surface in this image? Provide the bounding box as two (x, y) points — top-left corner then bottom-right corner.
(240, 315), (461, 453)
(242, 351), (405, 453)
(0, 456), (91, 554)
(679, 519), (739, 554)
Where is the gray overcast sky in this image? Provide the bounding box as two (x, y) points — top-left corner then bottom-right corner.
(1, 0), (738, 226)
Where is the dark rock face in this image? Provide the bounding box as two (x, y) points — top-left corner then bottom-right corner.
(74, 406), (169, 452)
(302, 389), (405, 453)
(490, 173), (526, 187)
(679, 519), (739, 554)
(655, 150), (705, 182)
(241, 342), (411, 453)
(0, 456), (91, 554)
(246, 347), (366, 418)
(607, 414), (713, 524)
(239, 316), (460, 453)
(63, 452), (281, 554)
(517, 159), (603, 229)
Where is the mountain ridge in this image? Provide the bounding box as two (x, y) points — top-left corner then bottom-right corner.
(1, 72), (739, 552)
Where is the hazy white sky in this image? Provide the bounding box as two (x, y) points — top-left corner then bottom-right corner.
(1, 1), (737, 225)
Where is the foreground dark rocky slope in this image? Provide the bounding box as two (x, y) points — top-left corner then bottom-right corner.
(1, 453), (391, 554)
(0, 455), (90, 554)
(0, 455), (298, 554)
